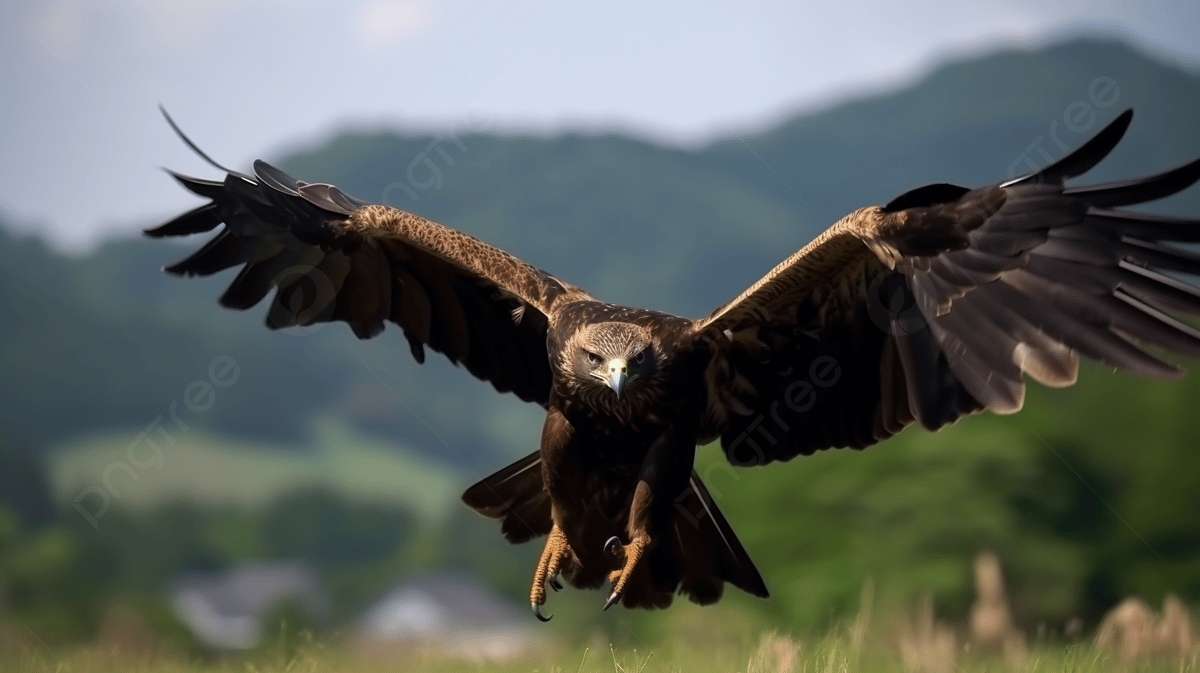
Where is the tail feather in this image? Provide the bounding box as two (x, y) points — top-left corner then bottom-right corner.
(461, 452), (552, 544)
(670, 473), (769, 603)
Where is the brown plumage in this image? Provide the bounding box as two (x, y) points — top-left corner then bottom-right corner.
(148, 108), (1200, 618)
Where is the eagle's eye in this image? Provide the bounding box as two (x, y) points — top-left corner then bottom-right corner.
(633, 350), (645, 365)
(587, 351), (601, 366)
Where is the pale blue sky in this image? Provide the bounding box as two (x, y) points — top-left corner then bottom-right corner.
(1, 0), (1197, 251)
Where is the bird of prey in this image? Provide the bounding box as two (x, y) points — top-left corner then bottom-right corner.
(148, 108), (1200, 620)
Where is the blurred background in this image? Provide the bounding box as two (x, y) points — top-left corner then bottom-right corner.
(1, 0), (1199, 666)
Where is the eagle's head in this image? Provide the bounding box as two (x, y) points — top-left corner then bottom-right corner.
(567, 321), (656, 401)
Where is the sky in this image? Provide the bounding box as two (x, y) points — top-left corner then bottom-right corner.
(1, 0), (1198, 252)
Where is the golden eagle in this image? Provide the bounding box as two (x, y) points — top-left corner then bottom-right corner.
(148, 109), (1200, 619)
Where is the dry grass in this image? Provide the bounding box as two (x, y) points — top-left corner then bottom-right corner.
(968, 551), (1026, 668)
(746, 632), (801, 673)
(3, 552), (1196, 673)
(897, 593), (956, 673)
(4, 628), (1200, 673)
(1095, 594), (1198, 666)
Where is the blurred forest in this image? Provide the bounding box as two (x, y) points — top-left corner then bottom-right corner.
(1, 36), (1199, 651)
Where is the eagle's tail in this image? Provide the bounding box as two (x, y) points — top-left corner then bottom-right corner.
(667, 472), (770, 604)
(461, 451), (553, 544)
(462, 454), (769, 606)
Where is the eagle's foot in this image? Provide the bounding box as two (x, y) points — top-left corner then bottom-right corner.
(601, 533), (649, 611)
(530, 525), (571, 622)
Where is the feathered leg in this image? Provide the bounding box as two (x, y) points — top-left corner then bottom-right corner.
(530, 524), (570, 621)
(602, 426), (694, 610)
(529, 405), (580, 621)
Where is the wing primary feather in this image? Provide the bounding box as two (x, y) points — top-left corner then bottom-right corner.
(1118, 238), (1200, 274)
(1022, 109), (1133, 184)
(1063, 155), (1200, 208)
(163, 229), (244, 276)
(1114, 260), (1200, 315)
(990, 277), (1181, 377)
(1084, 209), (1200, 242)
(163, 170), (226, 200)
(1022, 254), (1200, 316)
(143, 203), (221, 238)
(1111, 288), (1200, 355)
(158, 105), (253, 181)
(218, 252), (300, 310)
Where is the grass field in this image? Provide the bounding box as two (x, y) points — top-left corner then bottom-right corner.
(3, 636), (1195, 673)
(4, 617), (1196, 673)
(3, 558), (1195, 673)
(47, 416), (462, 521)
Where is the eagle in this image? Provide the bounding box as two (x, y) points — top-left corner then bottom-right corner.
(148, 108), (1200, 620)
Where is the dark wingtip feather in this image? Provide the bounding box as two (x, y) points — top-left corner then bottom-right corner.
(163, 169), (225, 199)
(1016, 109), (1133, 186)
(1064, 155), (1200, 208)
(163, 229), (244, 277)
(159, 105), (253, 181)
(218, 262), (277, 310)
(143, 204), (221, 238)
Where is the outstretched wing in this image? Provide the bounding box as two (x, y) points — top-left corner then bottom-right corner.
(146, 110), (591, 406)
(694, 109), (1200, 465)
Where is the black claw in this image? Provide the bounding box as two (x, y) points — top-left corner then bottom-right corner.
(549, 575), (563, 592)
(603, 591), (620, 611)
(532, 602), (553, 622)
(604, 535), (622, 556)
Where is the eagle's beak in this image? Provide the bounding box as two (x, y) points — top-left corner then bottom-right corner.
(606, 359), (628, 398)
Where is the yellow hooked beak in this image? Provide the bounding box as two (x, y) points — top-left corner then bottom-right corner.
(606, 358), (628, 398)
